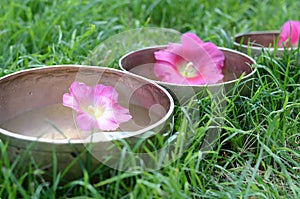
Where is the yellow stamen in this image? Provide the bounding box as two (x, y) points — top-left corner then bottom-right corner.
(87, 105), (104, 118)
(178, 62), (198, 78)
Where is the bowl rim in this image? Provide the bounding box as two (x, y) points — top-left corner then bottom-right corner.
(119, 45), (257, 88)
(0, 65), (175, 144)
(233, 30), (294, 51)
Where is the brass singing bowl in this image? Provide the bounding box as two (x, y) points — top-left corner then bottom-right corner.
(119, 46), (257, 101)
(0, 65), (174, 181)
(233, 31), (291, 57)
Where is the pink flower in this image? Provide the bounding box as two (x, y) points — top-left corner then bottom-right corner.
(63, 82), (132, 131)
(154, 33), (225, 85)
(278, 20), (300, 47)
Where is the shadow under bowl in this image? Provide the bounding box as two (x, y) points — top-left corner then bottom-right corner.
(233, 31), (291, 57)
(0, 65), (174, 181)
(119, 46), (257, 101)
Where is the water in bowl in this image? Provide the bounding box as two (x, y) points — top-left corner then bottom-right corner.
(0, 103), (162, 140)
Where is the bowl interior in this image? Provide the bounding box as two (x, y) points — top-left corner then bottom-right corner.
(234, 32), (280, 48)
(0, 66), (173, 141)
(119, 47), (255, 86)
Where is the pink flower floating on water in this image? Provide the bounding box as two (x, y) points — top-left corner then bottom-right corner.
(154, 33), (225, 85)
(63, 82), (132, 131)
(278, 20), (300, 47)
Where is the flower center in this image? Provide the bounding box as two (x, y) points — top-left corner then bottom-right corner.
(178, 62), (198, 78)
(86, 105), (104, 118)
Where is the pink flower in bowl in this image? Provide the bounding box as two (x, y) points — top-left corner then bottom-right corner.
(154, 33), (225, 85)
(278, 20), (300, 47)
(63, 81), (132, 131)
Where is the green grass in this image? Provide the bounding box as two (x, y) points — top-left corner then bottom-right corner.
(0, 0), (300, 198)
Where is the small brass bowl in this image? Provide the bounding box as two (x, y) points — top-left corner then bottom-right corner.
(233, 31), (291, 57)
(119, 46), (257, 101)
(0, 65), (174, 181)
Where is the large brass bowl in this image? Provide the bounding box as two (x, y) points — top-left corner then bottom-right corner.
(0, 65), (174, 181)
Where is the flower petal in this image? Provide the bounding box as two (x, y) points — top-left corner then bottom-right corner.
(202, 42), (225, 72)
(63, 82), (132, 131)
(154, 61), (187, 84)
(181, 33), (204, 63)
(181, 33), (225, 84)
(94, 85), (118, 107)
(154, 50), (185, 67)
(76, 111), (95, 131)
(94, 84), (119, 102)
(113, 103), (132, 123)
(70, 81), (94, 107)
(96, 110), (120, 131)
(62, 93), (80, 111)
(278, 20), (300, 47)
(154, 32), (225, 85)
(167, 43), (183, 56)
(182, 32), (204, 45)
